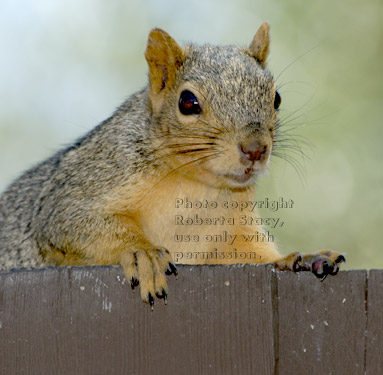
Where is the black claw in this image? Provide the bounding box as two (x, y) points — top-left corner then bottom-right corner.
(156, 289), (167, 305)
(130, 277), (139, 290)
(148, 293), (154, 311)
(330, 265), (339, 276)
(155, 288), (166, 299)
(293, 258), (302, 272)
(312, 259), (331, 279)
(165, 263), (178, 276)
(335, 255), (346, 264)
(323, 261), (331, 275)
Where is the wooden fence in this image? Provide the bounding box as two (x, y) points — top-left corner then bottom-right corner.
(0, 265), (382, 375)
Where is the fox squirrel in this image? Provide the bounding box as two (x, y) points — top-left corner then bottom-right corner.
(0, 22), (345, 308)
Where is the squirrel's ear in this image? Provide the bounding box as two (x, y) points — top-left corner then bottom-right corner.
(145, 28), (184, 93)
(249, 22), (270, 68)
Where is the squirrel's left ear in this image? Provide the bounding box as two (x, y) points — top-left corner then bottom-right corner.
(145, 28), (184, 94)
(249, 22), (270, 68)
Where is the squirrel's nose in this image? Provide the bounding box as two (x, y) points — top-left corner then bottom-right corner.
(239, 142), (268, 162)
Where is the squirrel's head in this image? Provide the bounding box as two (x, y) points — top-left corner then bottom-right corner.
(145, 23), (281, 190)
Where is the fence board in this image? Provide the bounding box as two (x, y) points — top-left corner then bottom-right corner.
(0, 266), (381, 375)
(276, 270), (367, 375)
(0, 265), (276, 375)
(365, 269), (383, 375)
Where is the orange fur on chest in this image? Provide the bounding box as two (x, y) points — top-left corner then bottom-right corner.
(132, 175), (280, 264)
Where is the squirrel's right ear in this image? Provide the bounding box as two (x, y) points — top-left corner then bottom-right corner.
(145, 28), (184, 94)
(249, 22), (270, 68)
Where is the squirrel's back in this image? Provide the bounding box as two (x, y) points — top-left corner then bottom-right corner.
(0, 153), (62, 269)
(0, 89), (151, 270)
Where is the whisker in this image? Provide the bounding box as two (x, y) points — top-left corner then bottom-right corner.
(154, 131), (220, 141)
(275, 43), (320, 83)
(149, 143), (222, 164)
(165, 142), (216, 149)
(137, 151), (221, 202)
(153, 152), (221, 187)
(277, 80), (316, 91)
(174, 148), (216, 155)
(152, 143), (223, 157)
(272, 151), (306, 184)
(279, 89), (318, 124)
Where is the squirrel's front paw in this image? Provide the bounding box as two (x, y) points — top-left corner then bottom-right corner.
(121, 247), (177, 310)
(274, 250), (346, 280)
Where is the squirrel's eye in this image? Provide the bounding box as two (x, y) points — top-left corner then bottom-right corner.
(179, 90), (201, 115)
(274, 90), (281, 110)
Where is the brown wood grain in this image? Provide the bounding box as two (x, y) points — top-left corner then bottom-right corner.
(0, 266), (380, 375)
(0, 265), (277, 375)
(276, 270), (368, 375)
(365, 269), (383, 375)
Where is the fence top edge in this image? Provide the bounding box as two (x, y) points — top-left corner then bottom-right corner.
(0, 264), (379, 277)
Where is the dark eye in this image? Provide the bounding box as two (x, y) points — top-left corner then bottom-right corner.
(274, 90), (281, 110)
(179, 90), (201, 115)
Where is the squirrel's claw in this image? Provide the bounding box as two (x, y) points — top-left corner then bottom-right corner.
(130, 277), (139, 290)
(165, 262), (178, 277)
(148, 293), (155, 311)
(311, 258), (331, 280)
(156, 288), (168, 305)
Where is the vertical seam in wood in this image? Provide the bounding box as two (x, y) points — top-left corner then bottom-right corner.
(271, 269), (279, 375)
(363, 270), (369, 375)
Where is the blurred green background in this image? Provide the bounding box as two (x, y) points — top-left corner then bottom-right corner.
(0, 0), (381, 270)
